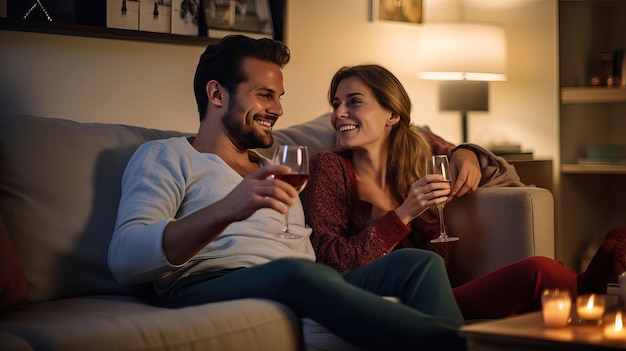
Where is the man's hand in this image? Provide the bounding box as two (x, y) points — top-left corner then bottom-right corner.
(223, 164), (297, 221)
(449, 148), (481, 199)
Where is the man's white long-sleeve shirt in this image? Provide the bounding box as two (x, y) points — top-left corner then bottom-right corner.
(108, 136), (315, 290)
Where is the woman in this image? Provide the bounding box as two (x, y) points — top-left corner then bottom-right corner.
(300, 64), (625, 319)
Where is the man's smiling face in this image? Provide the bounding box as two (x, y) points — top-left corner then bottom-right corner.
(222, 57), (285, 150)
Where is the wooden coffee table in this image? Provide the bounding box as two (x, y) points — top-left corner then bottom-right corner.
(460, 311), (626, 350)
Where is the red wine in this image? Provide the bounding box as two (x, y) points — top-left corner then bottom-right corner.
(275, 173), (309, 192)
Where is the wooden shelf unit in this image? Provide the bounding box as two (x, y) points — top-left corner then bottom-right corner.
(0, 17), (213, 46)
(561, 86), (626, 104)
(557, 0), (626, 272)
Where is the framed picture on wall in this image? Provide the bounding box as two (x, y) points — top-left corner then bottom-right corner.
(201, 0), (280, 40)
(171, 0), (200, 35)
(139, 0), (171, 33)
(370, 0), (423, 24)
(107, 0), (139, 30)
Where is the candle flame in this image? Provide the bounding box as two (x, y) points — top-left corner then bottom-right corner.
(586, 294), (594, 310)
(616, 311), (623, 332)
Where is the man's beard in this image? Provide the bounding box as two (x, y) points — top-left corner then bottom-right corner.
(222, 98), (273, 150)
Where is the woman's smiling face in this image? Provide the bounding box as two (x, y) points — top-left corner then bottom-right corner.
(331, 76), (394, 151)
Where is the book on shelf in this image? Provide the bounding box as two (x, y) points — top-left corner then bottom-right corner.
(489, 143), (534, 161)
(577, 158), (626, 166)
(498, 152), (534, 161)
(581, 144), (626, 165)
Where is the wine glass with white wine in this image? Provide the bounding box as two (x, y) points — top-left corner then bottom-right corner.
(272, 145), (309, 239)
(427, 155), (459, 243)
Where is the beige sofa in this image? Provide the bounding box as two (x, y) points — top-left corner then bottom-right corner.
(0, 111), (554, 350)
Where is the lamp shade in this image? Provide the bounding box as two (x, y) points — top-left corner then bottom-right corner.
(416, 22), (507, 81)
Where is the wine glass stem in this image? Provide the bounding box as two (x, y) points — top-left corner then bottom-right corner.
(283, 207), (290, 233)
(437, 205), (446, 239)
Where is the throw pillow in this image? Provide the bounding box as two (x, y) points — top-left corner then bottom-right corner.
(0, 211), (28, 312)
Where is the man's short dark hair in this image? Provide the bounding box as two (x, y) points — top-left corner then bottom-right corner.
(193, 35), (290, 121)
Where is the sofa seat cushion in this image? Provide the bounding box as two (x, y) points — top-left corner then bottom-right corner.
(0, 296), (300, 351)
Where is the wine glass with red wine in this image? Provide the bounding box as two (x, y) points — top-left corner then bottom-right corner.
(272, 145), (309, 239)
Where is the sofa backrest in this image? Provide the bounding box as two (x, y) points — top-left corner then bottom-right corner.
(0, 112), (336, 303)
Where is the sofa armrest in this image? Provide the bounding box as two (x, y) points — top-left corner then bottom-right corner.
(444, 187), (554, 287)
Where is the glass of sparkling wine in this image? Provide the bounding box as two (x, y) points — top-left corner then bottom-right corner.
(428, 155), (459, 243)
(272, 145), (309, 239)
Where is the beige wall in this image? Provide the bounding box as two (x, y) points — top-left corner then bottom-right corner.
(0, 0), (558, 163)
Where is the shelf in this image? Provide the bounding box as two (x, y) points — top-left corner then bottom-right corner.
(561, 86), (626, 104)
(562, 163), (626, 175)
(0, 17), (214, 46)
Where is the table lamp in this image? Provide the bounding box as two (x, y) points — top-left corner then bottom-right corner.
(416, 22), (507, 143)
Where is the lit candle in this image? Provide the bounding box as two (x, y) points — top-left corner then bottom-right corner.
(577, 294), (605, 321)
(542, 289), (571, 327)
(604, 311), (626, 340)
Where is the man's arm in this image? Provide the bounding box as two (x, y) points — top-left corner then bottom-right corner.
(162, 164), (296, 265)
(108, 141), (295, 284)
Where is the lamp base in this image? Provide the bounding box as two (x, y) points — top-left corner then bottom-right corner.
(461, 110), (468, 143)
(438, 80), (489, 144)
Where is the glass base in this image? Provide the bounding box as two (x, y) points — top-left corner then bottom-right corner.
(570, 318), (602, 326)
(276, 232), (302, 239)
(430, 235), (460, 243)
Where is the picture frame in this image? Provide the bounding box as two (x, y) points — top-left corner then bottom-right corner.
(201, 0), (284, 41)
(107, 0), (140, 30)
(369, 0), (423, 24)
(171, 0), (200, 36)
(139, 0), (171, 34)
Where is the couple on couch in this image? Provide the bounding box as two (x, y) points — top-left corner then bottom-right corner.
(108, 34), (625, 351)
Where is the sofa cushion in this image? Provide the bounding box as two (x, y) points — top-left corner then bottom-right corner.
(0, 210), (28, 312)
(0, 113), (186, 303)
(0, 296), (300, 350)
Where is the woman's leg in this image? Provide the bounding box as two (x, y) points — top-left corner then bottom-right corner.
(578, 225), (626, 294)
(161, 255), (465, 351)
(453, 256), (577, 320)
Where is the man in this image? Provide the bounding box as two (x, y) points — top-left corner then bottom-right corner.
(108, 34), (465, 351)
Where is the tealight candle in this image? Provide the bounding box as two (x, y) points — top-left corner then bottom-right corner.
(541, 289), (571, 327)
(577, 294), (605, 321)
(604, 311), (626, 340)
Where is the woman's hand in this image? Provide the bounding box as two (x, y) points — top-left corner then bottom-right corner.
(449, 149), (481, 200)
(395, 174), (450, 225)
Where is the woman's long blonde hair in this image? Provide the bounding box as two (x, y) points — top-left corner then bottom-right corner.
(328, 64), (432, 203)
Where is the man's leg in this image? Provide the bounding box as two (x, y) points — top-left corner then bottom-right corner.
(161, 256), (465, 351)
(342, 248), (464, 323)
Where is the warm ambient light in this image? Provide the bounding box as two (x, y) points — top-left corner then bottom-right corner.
(416, 22), (507, 81)
(604, 311), (626, 340)
(416, 21), (507, 143)
(576, 294), (605, 321)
